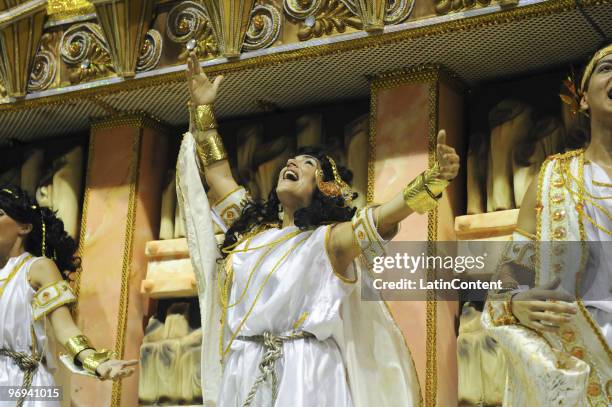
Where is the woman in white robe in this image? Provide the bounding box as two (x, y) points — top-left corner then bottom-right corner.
(0, 185), (137, 407)
(178, 51), (461, 407)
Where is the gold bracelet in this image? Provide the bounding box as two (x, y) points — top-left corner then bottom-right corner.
(195, 131), (228, 166)
(403, 163), (449, 214)
(82, 349), (113, 377)
(64, 335), (94, 365)
(194, 104), (218, 131)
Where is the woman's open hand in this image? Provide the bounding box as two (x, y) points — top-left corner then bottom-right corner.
(436, 130), (460, 180)
(511, 277), (577, 333)
(96, 358), (138, 381)
(186, 51), (223, 106)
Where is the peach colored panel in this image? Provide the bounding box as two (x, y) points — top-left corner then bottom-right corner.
(71, 125), (167, 407)
(72, 126), (137, 406)
(373, 83), (429, 398)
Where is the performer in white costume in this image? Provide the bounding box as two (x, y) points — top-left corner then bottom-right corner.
(483, 44), (612, 406)
(0, 185), (137, 407)
(176, 52), (460, 407)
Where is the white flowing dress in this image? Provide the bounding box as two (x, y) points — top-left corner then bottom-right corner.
(218, 226), (354, 406)
(176, 132), (421, 407)
(0, 252), (57, 407)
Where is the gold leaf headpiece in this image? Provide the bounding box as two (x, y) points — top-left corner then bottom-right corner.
(316, 156), (354, 207)
(580, 44), (612, 92)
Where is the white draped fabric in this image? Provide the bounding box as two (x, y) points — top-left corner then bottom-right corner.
(176, 132), (421, 407)
(0, 253), (57, 407)
(482, 151), (611, 406)
(581, 161), (611, 345)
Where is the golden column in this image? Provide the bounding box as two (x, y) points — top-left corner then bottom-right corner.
(71, 114), (169, 407)
(0, 0), (47, 98)
(201, 0), (256, 58)
(354, 0), (387, 32)
(47, 0), (95, 20)
(90, 0), (154, 77)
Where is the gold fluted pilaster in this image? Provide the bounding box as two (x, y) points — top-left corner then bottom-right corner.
(0, 0), (47, 98)
(47, 0), (94, 21)
(354, 0), (387, 32)
(201, 0), (256, 58)
(90, 0), (154, 77)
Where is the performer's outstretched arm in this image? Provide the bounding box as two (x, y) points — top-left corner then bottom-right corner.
(185, 51), (239, 202)
(28, 258), (137, 380)
(327, 130), (460, 277)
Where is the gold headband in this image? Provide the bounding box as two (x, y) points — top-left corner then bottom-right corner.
(316, 156), (354, 206)
(581, 44), (612, 92)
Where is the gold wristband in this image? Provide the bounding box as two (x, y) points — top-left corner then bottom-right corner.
(195, 131), (228, 166)
(403, 163), (449, 214)
(194, 104), (218, 131)
(65, 335), (94, 365)
(82, 349), (113, 377)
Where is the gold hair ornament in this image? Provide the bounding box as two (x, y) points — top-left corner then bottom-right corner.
(316, 156), (354, 206)
(560, 66), (584, 117)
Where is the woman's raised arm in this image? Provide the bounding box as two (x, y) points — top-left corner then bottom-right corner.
(327, 130), (460, 278)
(185, 51), (239, 203)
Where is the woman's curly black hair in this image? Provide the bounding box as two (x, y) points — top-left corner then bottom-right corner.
(220, 146), (357, 256)
(0, 183), (79, 275)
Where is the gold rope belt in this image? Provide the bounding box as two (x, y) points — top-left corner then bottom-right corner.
(237, 331), (316, 407)
(0, 348), (41, 407)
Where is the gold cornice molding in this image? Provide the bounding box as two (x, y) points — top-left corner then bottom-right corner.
(90, 111), (174, 135)
(201, 0), (257, 58)
(0, 0), (47, 98)
(0, 0), (46, 26)
(0, 0), (607, 110)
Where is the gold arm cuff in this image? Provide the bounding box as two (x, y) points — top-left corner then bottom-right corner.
(64, 335), (94, 364)
(403, 164), (449, 214)
(195, 131), (228, 167)
(195, 104), (218, 131)
(82, 349), (113, 377)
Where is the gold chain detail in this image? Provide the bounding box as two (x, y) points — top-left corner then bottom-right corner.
(221, 234), (310, 360)
(72, 129), (95, 311)
(222, 228), (301, 254)
(425, 80), (439, 407)
(559, 158), (612, 236)
(0, 255), (32, 298)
